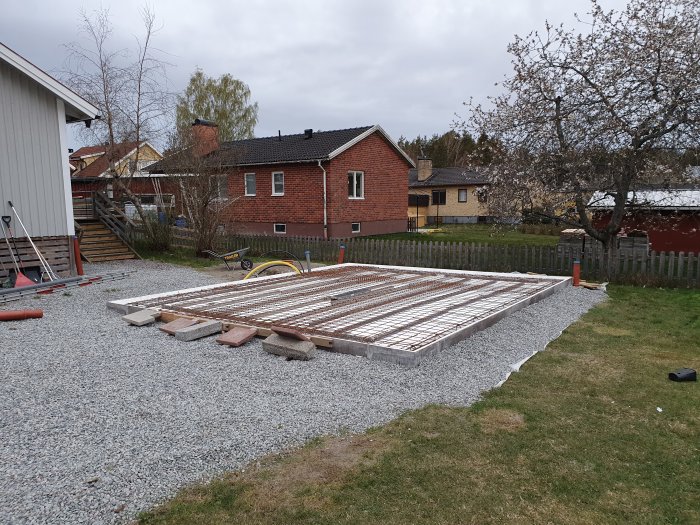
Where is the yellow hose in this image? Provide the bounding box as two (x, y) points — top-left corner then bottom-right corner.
(243, 260), (302, 280)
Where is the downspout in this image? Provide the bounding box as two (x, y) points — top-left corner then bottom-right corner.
(317, 160), (328, 239)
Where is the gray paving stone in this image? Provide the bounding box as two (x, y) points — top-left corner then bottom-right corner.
(262, 333), (316, 360)
(122, 309), (160, 326)
(174, 320), (222, 341)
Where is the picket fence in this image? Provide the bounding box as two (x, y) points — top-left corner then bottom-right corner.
(144, 228), (700, 287)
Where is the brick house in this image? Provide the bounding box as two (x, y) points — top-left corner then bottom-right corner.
(148, 122), (414, 238)
(408, 157), (491, 227)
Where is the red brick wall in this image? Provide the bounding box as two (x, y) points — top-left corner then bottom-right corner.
(326, 132), (409, 228)
(223, 163), (325, 225)
(220, 131), (411, 238)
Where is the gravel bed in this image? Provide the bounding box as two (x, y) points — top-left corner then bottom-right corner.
(0, 260), (606, 524)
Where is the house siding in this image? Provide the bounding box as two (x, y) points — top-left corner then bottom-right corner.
(593, 210), (700, 254)
(409, 185), (488, 223)
(0, 59), (68, 237)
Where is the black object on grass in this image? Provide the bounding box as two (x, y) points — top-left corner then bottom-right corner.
(668, 368), (697, 382)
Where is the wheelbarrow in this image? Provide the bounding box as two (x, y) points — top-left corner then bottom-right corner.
(203, 247), (253, 270)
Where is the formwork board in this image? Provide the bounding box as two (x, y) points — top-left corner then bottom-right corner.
(108, 264), (571, 366)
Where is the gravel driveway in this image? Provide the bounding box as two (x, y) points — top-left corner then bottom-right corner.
(0, 260), (606, 524)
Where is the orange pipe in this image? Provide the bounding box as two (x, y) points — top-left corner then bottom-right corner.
(338, 243), (346, 264)
(0, 309), (43, 321)
(573, 260), (581, 287)
(73, 236), (84, 276)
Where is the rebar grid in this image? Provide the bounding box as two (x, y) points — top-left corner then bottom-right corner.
(127, 266), (558, 353)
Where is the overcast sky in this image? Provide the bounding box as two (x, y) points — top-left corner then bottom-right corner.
(2, 0), (628, 149)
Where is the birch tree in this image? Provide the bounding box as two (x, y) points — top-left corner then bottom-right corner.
(175, 70), (258, 142)
(64, 6), (173, 241)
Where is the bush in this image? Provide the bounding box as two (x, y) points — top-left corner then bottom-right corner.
(142, 211), (172, 251)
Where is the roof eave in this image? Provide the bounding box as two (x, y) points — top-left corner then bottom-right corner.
(0, 42), (100, 121)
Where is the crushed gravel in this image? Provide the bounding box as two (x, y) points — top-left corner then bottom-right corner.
(0, 260), (606, 524)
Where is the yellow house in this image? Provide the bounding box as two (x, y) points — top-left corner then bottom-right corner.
(408, 157), (490, 227)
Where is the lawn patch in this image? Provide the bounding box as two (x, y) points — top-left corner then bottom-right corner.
(139, 286), (700, 525)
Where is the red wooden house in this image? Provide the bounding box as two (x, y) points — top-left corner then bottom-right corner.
(589, 188), (700, 253)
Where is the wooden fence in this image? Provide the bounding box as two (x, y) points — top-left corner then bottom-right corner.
(136, 228), (700, 287)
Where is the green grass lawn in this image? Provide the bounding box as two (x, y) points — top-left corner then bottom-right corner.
(139, 285), (700, 525)
(372, 224), (560, 247)
(135, 245), (220, 269)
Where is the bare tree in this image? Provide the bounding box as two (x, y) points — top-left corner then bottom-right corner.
(162, 129), (239, 256)
(63, 6), (173, 241)
(463, 0), (700, 262)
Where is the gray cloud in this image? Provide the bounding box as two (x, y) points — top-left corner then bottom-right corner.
(1, 0), (628, 148)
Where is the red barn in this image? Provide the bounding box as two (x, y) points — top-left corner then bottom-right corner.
(149, 123), (414, 238)
(589, 188), (700, 254)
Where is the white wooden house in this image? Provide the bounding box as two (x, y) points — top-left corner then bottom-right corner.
(0, 42), (99, 280)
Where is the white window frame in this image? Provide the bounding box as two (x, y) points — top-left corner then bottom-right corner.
(351, 222), (361, 234)
(272, 172), (284, 196)
(274, 223), (286, 234)
(244, 173), (256, 196)
(348, 170), (364, 199)
(458, 188), (468, 203)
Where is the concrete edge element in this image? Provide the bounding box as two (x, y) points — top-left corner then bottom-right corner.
(327, 277), (571, 367)
(106, 264), (570, 314)
(174, 320), (222, 342)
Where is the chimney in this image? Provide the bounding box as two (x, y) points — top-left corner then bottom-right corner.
(192, 118), (219, 157)
(304, 128), (313, 139)
(417, 156), (432, 181)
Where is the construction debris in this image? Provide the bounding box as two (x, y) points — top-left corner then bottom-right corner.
(270, 325), (310, 341)
(174, 319), (222, 342)
(579, 280), (604, 290)
(0, 270), (134, 304)
(217, 326), (258, 347)
(122, 309), (160, 326)
(262, 333), (316, 361)
(159, 317), (197, 335)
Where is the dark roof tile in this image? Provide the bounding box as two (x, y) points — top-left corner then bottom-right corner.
(408, 167), (489, 187)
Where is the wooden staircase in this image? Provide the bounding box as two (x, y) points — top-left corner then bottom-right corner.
(77, 221), (138, 262)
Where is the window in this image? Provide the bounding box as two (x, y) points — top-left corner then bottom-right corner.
(272, 172), (284, 195)
(244, 173), (256, 196)
(274, 223), (286, 234)
(476, 187), (488, 203)
(458, 189), (468, 202)
(351, 222), (361, 233)
(432, 190), (446, 205)
(348, 171), (364, 199)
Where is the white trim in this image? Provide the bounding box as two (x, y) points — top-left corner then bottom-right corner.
(273, 223), (286, 234)
(328, 125), (415, 167)
(56, 99), (75, 236)
(272, 171), (284, 196)
(0, 42), (99, 120)
(244, 172), (256, 196)
(351, 222), (361, 233)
